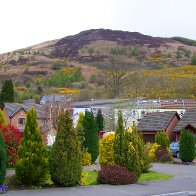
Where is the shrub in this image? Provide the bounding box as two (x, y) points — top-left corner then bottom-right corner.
(155, 132), (170, 149)
(1, 125), (23, 166)
(0, 130), (7, 184)
(82, 151), (91, 166)
(0, 109), (6, 127)
(155, 147), (173, 162)
(97, 165), (138, 185)
(143, 148), (152, 173)
(145, 142), (160, 161)
(50, 110), (82, 187)
(179, 129), (195, 162)
(99, 132), (115, 167)
(15, 108), (49, 185)
(84, 111), (99, 163)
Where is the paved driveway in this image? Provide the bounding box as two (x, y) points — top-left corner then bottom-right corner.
(6, 163), (196, 196)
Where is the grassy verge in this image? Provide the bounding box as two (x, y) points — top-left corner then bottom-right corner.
(81, 170), (172, 185)
(138, 172), (172, 182)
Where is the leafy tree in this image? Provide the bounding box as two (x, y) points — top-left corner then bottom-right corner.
(191, 53), (196, 65)
(155, 131), (170, 149)
(76, 112), (85, 150)
(179, 129), (195, 162)
(96, 109), (104, 131)
(15, 108), (49, 185)
(50, 110), (82, 186)
(176, 50), (182, 59)
(113, 111), (126, 165)
(37, 85), (43, 94)
(0, 79), (14, 108)
(0, 109), (6, 127)
(0, 129), (7, 184)
(83, 111), (99, 163)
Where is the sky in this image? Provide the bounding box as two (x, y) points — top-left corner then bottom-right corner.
(0, 0), (196, 54)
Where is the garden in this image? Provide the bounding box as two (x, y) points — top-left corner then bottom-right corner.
(0, 107), (195, 193)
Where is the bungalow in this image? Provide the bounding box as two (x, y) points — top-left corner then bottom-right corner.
(3, 102), (48, 144)
(174, 109), (196, 143)
(138, 111), (180, 143)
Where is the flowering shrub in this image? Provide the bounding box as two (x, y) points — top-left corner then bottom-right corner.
(0, 185), (8, 193)
(97, 165), (138, 185)
(81, 151), (91, 166)
(144, 142), (160, 162)
(155, 147), (173, 162)
(15, 86), (28, 91)
(1, 125), (23, 166)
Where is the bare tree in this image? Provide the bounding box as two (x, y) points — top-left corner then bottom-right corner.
(41, 95), (72, 145)
(104, 57), (133, 98)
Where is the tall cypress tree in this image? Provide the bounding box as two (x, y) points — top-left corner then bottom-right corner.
(76, 112), (85, 151)
(0, 79), (14, 109)
(15, 108), (49, 185)
(113, 111), (125, 165)
(96, 109), (104, 131)
(0, 130), (7, 184)
(84, 110), (99, 163)
(50, 110), (82, 186)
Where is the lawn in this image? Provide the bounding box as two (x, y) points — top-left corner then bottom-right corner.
(81, 170), (172, 185)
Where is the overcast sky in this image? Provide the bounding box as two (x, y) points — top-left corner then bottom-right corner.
(0, 0), (195, 54)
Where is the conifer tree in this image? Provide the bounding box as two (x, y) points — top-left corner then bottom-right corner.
(76, 112), (85, 150)
(0, 79), (14, 109)
(179, 129), (195, 162)
(155, 131), (170, 149)
(114, 111), (125, 165)
(15, 108), (49, 185)
(50, 110), (82, 186)
(96, 109), (104, 131)
(84, 110), (99, 163)
(0, 130), (7, 184)
(0, 109), (6, 127)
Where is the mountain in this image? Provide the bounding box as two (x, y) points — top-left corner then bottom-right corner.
(1, 28), (196, 67)
(0, 29), (196, 100)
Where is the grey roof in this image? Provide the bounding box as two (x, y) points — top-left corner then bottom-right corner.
(40, 95), (67, 104)
(4, 102), (45, 119)
(72, 99), (196, 109)
(174, 109), (196, 132)
(138, 111), (180, 132)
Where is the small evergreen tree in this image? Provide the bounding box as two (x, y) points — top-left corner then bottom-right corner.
(83, 111), (99, 163)
(179, 129), (195, 162)
(96, 109), (104, 131)
(0, 109), (6, 127)
(0, 79), (14, 109)
(0, 130), (7, 184)
(15, 108), (49, 185)
(114, 111), (125, 165)
(50, 110), (82, 186)
(76, 112), (85, 150)
(155, 131), (170, 149)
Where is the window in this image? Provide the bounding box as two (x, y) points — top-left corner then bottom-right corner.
(18, 118), (25, 125)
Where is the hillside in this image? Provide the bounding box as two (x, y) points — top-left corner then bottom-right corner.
(0, 29), (196, 100)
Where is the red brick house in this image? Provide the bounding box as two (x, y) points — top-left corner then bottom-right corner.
(3, 102), (48, 144)
(138, 111), (180, 143)
(174, 109), (196, 143)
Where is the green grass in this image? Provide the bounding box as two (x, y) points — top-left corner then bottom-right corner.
(138, 172), (172, 182)
(81, 170), (172, 185)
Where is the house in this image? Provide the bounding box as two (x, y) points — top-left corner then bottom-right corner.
(138, 111), (180, 143)
(40, 94), (70, 105)
(3, 102), (48, 144)
(174, 109), (196, 143)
